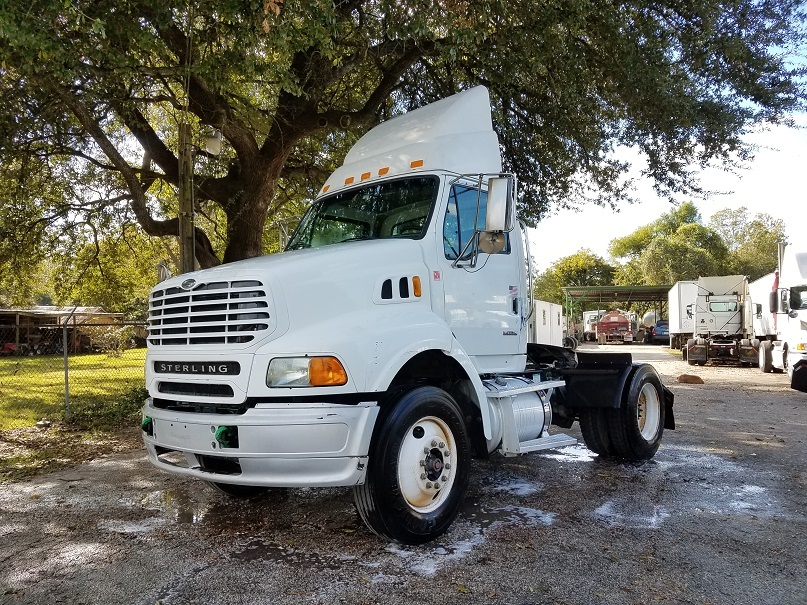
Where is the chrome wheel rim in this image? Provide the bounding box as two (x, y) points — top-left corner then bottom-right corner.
(397, 416), (457, 513)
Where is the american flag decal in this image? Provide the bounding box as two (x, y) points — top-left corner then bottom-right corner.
(509, 285), (518, 295)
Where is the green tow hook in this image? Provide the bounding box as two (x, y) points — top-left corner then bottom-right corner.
(214, 425), (238, 448)
(141, 416), (153, 436)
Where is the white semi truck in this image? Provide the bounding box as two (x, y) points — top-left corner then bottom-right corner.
(140, 87), (675, 544)
(685, 275), (757, 366)
(759, 245), (807, 391)
(582, 309), (605, 342)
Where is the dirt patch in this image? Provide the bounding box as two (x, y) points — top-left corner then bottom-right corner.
(0, 426), (142, 480)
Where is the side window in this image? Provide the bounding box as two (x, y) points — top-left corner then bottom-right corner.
(443, 184), (509, 260)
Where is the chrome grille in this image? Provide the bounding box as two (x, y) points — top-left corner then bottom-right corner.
(148, 279), (273, 347)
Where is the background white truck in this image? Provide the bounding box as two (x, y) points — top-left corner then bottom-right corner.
(140, 87), (675, 544)
(759, 245), (807, 391)
(668, 280), (697, 350)
(582, 309), (605, 342)
(685, 275), (757, 366)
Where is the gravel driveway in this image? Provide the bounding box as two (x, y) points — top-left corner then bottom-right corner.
(2, 344), (805, 605)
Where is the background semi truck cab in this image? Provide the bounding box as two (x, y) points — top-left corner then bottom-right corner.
(142, 87), (675, 544)
(760, 246), (807, 390)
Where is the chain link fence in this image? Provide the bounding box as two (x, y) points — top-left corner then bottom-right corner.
(0, 311), (148, 431)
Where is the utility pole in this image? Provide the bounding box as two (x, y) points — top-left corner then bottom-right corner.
(178, 123), (195, 274)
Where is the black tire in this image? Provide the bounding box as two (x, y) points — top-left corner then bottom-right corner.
(686, 336), (697, 366)
(759, 340), (773, 373)
(353, 386), (470, 544)
(579, 408), (614, 456)
(606, 365), (666, 461)
(207, 482), (269, 499)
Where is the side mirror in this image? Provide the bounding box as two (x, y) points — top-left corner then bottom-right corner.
(780, 288), (790, 313)
(755, 303), (762, 318)
(485, 177), (514, 232)
(769, 290), (779, 314)
(686, 304), (693, 319)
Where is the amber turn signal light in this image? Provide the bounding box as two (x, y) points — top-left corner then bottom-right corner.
(308, 357), (348, 386)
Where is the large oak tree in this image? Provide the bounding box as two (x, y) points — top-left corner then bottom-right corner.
(1, 0), (804, 272)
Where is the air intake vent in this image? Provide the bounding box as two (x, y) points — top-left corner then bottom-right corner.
(148, 279), (273, 347)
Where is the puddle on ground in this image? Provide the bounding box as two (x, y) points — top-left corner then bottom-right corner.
(490, 479), (541, 496)
(538, 444), (597, 463)
(463, 501), (556, 529)
(231, 540), (343, 570)
(98, 517), (168, 534)
(593, 501), (670, 529)
(386, 528), (485, 576)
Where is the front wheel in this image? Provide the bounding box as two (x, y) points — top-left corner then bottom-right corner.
(759, 340), (773, 373)
(606, 365), (666, 460)
(353, 386), (470, 544)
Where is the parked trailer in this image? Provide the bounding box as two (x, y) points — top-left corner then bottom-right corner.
(531, 299), (565, 347)
(668, 280), (697, 350)
(749, 273), (777, 342)
(140, 87), (675, 544)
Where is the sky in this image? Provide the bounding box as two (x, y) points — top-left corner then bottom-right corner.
(528, 115), (807, 273)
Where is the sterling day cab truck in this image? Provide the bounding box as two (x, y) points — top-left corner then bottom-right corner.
(685, 275), (757, 366)
(759, 245), (807, 391)
(141, 87), (675, 544)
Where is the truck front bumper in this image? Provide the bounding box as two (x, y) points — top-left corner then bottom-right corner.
(141, 399), (379, 488)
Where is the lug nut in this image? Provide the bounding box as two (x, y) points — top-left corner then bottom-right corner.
(426, 482), (432, 488)
(420, 473), (426, 480)
(444, 451), (450, 457)
(424, 447), (430, 454)
(431, 439), (438, 447)
(439, 441), (445, 448)
(441, 476), (448, 482)
(445, 463), (451, 469)
(419, 460), (425, 466)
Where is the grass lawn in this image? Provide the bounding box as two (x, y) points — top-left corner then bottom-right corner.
(0, 348), (147, 430)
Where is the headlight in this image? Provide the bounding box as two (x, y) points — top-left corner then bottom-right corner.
(266, 356), (348, 387)
(797, 343), (806, 351)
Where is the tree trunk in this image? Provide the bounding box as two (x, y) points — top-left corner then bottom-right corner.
(221, 154), (286, 264)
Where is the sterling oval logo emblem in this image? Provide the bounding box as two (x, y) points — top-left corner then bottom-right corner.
(180, 278), (196, 290)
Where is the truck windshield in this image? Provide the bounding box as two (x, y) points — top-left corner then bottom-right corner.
(709, 301), (738, 312)
(286, 176), (439, 250)
(791, 286), (807, 310)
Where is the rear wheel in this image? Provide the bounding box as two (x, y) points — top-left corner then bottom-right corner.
(759, 340), (773, 373)
(686, 338), (697, 366)
(606, 365), (666, 460)
(353, 386), (470, 544)
(579, 409), (614, 456)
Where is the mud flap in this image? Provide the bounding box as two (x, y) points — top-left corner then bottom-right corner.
(688, 342), (707, 362)
(791, 359), (807, 393)
(663, 386), (675, 430)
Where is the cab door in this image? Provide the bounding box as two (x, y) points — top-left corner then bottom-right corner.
(435, 179), (525, 372)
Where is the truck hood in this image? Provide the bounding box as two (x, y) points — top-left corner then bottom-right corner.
(149, 238), (432, 352)
(173, 238), (427, 284)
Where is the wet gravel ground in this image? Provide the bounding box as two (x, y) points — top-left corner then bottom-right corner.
(2, 344), (806, 605)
